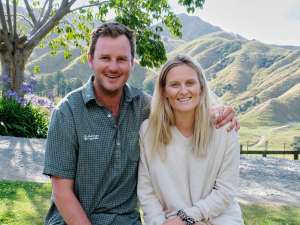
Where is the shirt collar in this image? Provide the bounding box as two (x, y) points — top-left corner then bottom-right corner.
(82, 75), (143, 105)
(82, 76), (97, 105)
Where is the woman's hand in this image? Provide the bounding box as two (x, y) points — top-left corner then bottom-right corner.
(162, 216), (187, 225)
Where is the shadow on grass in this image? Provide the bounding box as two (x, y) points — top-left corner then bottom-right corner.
(241, 203), (300, 225)
(0, 180), (52, 225)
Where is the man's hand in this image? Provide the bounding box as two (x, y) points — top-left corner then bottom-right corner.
(162, 216), (187, 225)
(212, 105), (240, 131)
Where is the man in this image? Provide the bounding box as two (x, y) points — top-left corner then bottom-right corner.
(43, 22), (239, 225)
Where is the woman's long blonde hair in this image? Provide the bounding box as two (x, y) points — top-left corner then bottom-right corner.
(147, 55), (220, 160)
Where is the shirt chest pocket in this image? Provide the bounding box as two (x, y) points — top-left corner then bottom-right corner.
(127, 131), (140, 162)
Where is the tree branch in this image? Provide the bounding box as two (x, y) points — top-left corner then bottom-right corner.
(17, 13), (34, 28)
(13, 0), (17, 36)
(38, 0), (49, 23)
(25, 1), (73, 50)
(6, 13), (34, 28)
(0, 0), (8, 31)
(69, 1), (110, 13)
(6, 0), (13, 33)
(39, 0), (53, 26)
(23, 0), (37, 25)
(16, 35), (28, 46)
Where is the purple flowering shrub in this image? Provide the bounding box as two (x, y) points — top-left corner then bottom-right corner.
(0, 75), (55, 138)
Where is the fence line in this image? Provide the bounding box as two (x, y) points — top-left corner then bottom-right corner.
(240, 141), (299, 160)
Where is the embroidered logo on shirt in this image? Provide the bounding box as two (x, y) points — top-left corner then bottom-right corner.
(83, 135), (99, 141)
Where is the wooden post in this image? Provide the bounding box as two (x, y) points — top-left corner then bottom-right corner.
(294, 151), (299, 160)
(247, 141), (249, 155)
(240, 145), (243, 155)
(263, 141), (268, 157)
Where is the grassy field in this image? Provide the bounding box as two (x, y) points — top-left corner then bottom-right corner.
(0, 180), (51, 224)
(1, 180), (299, 225)
(238, 123), (300, 160)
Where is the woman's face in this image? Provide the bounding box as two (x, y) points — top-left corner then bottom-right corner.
(164, 64), (201, 116)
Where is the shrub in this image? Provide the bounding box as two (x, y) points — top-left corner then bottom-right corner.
(0, 75), (55, 138)
(291, 136), (300, 151)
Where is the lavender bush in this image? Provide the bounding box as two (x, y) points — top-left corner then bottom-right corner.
(0, 75), (55, 138)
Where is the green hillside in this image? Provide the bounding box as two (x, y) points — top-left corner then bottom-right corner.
(163, 31), (300, 126)
(19, 13), (300, 128)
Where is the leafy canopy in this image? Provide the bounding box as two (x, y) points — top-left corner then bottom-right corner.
(46, 0), (205, 68)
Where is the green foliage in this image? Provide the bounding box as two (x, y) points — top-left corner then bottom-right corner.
(66, 83), (73, 93)
(290, 136), (300, 151)
(214, 57), (235, 73)
(236, 96), (260, 114)
(45, 75), (56, 91)
(73, 77), (83, 89)
(260, 55), (286, 68)
(143, 79), (155, 96)
(54, 70), (65, 83)
(57, 78), (67, 97)
(213, 83), (232, 97)
(34, 76), (45, 92)
(46, 0), (205, 68)
(247, 83), (253, 91)
(217, 40), (242, 58)
(0, 97), (49, 138)
(208, 73), (216, 81)
(212, 40), (241, 72)
(33, 66), (40, 74)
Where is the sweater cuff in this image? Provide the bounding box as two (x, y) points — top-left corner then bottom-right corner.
(184, 206), (204, 222)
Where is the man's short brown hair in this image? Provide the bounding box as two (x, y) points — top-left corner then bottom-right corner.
(89, 22), (136, 62)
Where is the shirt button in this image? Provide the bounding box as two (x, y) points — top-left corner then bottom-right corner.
(107, 114), (112, 118)
(117, 142), (120, 146)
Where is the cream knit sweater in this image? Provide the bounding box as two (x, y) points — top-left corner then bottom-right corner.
(137, 119), (244, 225)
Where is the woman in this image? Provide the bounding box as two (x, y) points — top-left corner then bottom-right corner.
(138, 55), (244, 225)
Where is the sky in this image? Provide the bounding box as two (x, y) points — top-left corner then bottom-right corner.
(169, 0), (300, 46)
(8, 0), (300, 46)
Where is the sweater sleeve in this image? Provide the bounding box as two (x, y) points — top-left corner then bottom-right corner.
(184, 130), (240, 223)
(137, 121), (167, 225)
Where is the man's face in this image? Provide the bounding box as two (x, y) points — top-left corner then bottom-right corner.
(88, 35), (134, 96)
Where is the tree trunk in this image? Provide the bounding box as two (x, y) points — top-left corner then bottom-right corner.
(0, 34), (31, 95)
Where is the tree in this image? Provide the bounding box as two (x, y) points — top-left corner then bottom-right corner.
(35, 75), (45, 92)
(55, 70), (65, 83)
(73, 77), (83, 89)
(0, 0), (205, 94)
(45, 74), (55, 90)
(66, 82), (73, 93)
(57, 77), (67, 97)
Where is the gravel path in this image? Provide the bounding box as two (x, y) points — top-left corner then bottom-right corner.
(0, 136), (300, 206)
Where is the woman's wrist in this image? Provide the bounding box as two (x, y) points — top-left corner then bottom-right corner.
(176, 209), (195, 225)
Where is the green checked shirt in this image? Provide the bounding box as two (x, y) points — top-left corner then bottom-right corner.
(43, 76), (151, 225)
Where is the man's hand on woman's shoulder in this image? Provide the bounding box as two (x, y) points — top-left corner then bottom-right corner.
(211, 105), (240, 132)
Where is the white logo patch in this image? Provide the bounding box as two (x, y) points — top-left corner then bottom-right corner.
(84, 135), (99, 141)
